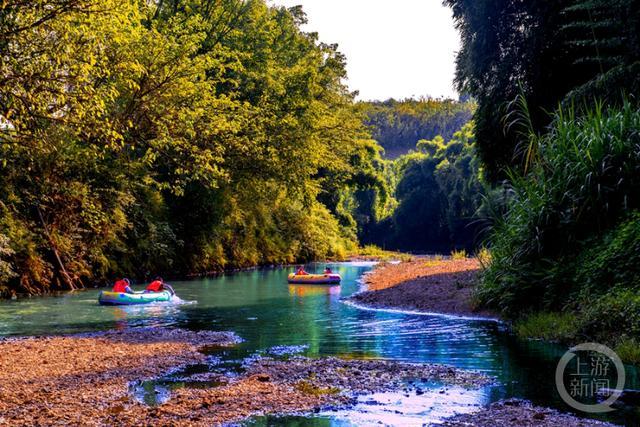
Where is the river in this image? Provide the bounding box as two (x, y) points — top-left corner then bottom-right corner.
(0, 262), (637, 425)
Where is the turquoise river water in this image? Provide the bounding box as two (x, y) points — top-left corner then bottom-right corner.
(0, 262), (638, 426)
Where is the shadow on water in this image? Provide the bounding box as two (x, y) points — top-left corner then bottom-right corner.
(0, 263), (639, 425)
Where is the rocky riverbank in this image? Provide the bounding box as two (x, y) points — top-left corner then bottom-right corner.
(442, 399), (617, 427)
(0, 262), (620, 426)
(349, 258), (497, 319)
(346, 259), (624, 426)
(0, 328), (239, 425)
(0, 328), (492, 426)
(116, 357), (491, 426)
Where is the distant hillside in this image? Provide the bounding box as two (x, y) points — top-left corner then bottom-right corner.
(360, 98), (475, 159)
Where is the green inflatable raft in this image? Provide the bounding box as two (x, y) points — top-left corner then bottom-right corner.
(98, 290), (173, 306)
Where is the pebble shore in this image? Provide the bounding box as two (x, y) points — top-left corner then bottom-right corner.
(0, 328), (492, 426)
(348, 258), (496, 318)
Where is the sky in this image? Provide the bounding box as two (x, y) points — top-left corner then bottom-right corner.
(269, 0), (461, 101)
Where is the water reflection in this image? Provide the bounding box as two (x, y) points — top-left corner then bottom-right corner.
(246, 382), (495, 427)
(288, 284), (341, 298)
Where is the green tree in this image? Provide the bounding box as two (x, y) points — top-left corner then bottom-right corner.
(360, 98), (474, 159)
(0, 0), (387, 295)
(444, 0), (640, 181)
(361, 122), (484, 252)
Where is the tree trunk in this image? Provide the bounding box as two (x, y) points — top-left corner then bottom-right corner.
(36, 206), (77, 291)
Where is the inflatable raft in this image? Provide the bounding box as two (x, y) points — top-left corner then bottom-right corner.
(98, 290), (172, 306)
(287, 273), (341, 285)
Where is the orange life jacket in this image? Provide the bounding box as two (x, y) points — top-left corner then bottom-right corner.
(113, 280), (129, 293)
(146, 280), (163, 292)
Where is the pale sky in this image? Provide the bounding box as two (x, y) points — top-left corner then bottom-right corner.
(270, 0), (460, 101)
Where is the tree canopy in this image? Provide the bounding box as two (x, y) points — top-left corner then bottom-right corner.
(0, 0), (386, 295)
(445, 0), (640, 180)
(358, 122), (485, 252)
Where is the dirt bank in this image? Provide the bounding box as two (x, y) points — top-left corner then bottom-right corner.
(349, 258), (497, 319)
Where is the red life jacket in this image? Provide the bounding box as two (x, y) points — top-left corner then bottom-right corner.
(146, 280), (163, 292)
(113, 280), (129, 293)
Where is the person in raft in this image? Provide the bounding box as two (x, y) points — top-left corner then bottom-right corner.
(296, 266), (308, 275)
(145, 277), (175, 295)
(323, 266), (333, 275)
(112, 278), (134, 294)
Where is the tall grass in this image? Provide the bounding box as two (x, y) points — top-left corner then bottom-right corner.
(350, 245), (413, 262)
(481, 102), (640, 316)
(514, 312), (579, 342)
(450, 249), (467, 260)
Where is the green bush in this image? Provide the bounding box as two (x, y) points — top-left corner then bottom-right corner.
(0, 234), (16, 296)
(615, 339), (640, 365)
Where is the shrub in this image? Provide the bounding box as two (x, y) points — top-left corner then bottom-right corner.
(475, 247), (492, 267)
(578, 289), (640, 342)
(0, 234), (16, 296)
(615, 339), (640, 365)
(574, 212), (640, 297)
(353, 245), (412, 262)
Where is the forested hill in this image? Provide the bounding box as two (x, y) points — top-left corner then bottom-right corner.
(360, 99), (475, 159)
(356, 122), (485, 254)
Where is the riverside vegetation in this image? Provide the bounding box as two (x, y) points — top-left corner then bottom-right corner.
(357, 121), (487, 253)
(3, 0), (640, 425)
(357, 0), (640, 366)
(446, 0), (640, 362)
(0, 0), (391, 296)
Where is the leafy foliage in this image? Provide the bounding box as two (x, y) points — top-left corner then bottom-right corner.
(448, 0), (640, 356)
(361, 122), (485, 252)
(0, 0), (384, 295)
(514, 312), (579, 342)
(0, 234), (16, 289)
(480, 104), (640, 316)
(445, 0), (640, 180)
(579, 289), (640, 343)
(574, 212), (640, 297)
